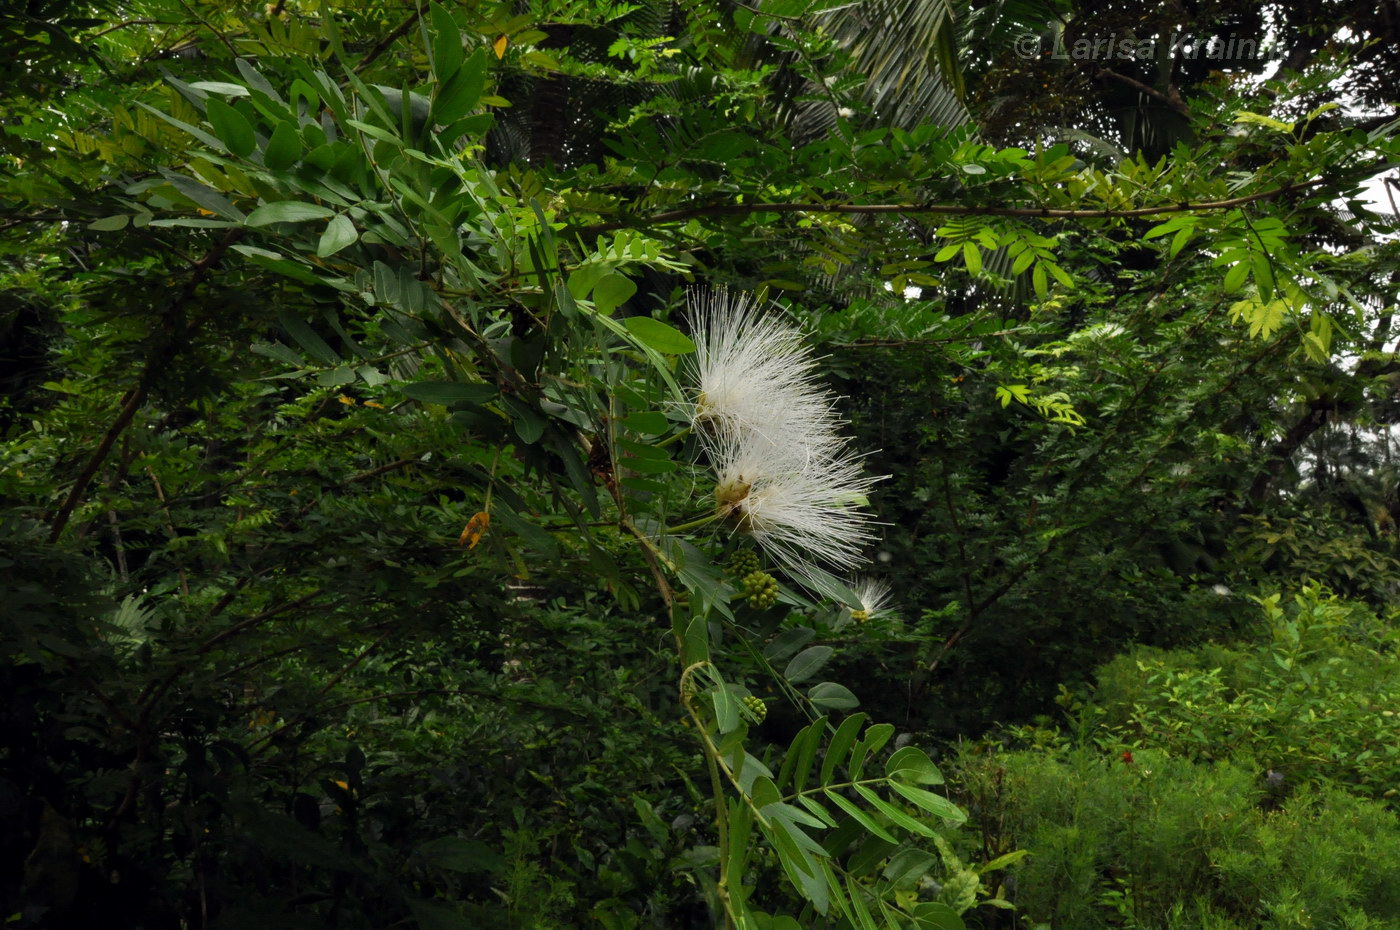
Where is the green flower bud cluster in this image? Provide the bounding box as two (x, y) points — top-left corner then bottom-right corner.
(851, 608), (870, 624)
(742, 695), (767, 722)
(728, 549), (762, 579)
(741, 570), (778, 608)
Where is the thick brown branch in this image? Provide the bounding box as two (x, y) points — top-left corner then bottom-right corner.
(832, 329), (1026, 348)
(570, 179), (1328, 236)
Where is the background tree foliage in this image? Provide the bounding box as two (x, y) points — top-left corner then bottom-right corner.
(2, 0), (1399, 928)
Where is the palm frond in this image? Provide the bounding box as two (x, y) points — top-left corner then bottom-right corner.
(816, 0), (969, 129)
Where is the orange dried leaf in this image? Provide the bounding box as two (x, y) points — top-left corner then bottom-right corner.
(493, 34), (508, 58)
(460, 511), (491, 548)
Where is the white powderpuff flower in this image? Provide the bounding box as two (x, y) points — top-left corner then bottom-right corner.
(682, 287), (884, 581)
(711, 426), (880, 578)
(849, 577), (892, 623)
(685, 288), (844, 468)
(837, 106), (856, 119)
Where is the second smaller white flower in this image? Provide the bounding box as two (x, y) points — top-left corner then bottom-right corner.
(849, 577), (892, 624)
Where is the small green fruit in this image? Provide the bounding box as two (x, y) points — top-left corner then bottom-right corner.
(742, 695), (767, 722)
(741, 570), (778, 608)
(729, 549), (761, 578)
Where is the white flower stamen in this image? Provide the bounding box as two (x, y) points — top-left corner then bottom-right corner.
(683, 288), (883, 580)
(687, 288), (846, 468)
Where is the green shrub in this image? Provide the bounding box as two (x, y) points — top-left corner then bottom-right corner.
(1089, 584), (1400, 801)
(948, 586), (1400, 929)
(953, 746), (1400, 929)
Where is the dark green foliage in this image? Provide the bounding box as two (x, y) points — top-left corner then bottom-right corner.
(1, 514), (701, 927)
(4, 0), (1400, 927)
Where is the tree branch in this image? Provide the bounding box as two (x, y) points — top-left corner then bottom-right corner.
(48, 388), (145, 543)
(46, 229), (242, 543)
(831, 328), (1026, 348)
(356, 10), (422, 72)
(249, 687), (591, 755)
(85, 19), (175, 39)
(1093, 66), (1189, 116)
(345, 456), (418, 483)
(569, 178), (1333, 236)
(1247, 397), (1334, 504)
(191, 588), (328, 659)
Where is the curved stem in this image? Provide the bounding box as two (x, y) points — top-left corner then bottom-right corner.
(655, 425), (692, 449)
(619, 516), (677, 597)
(667, 512), (721, 534)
